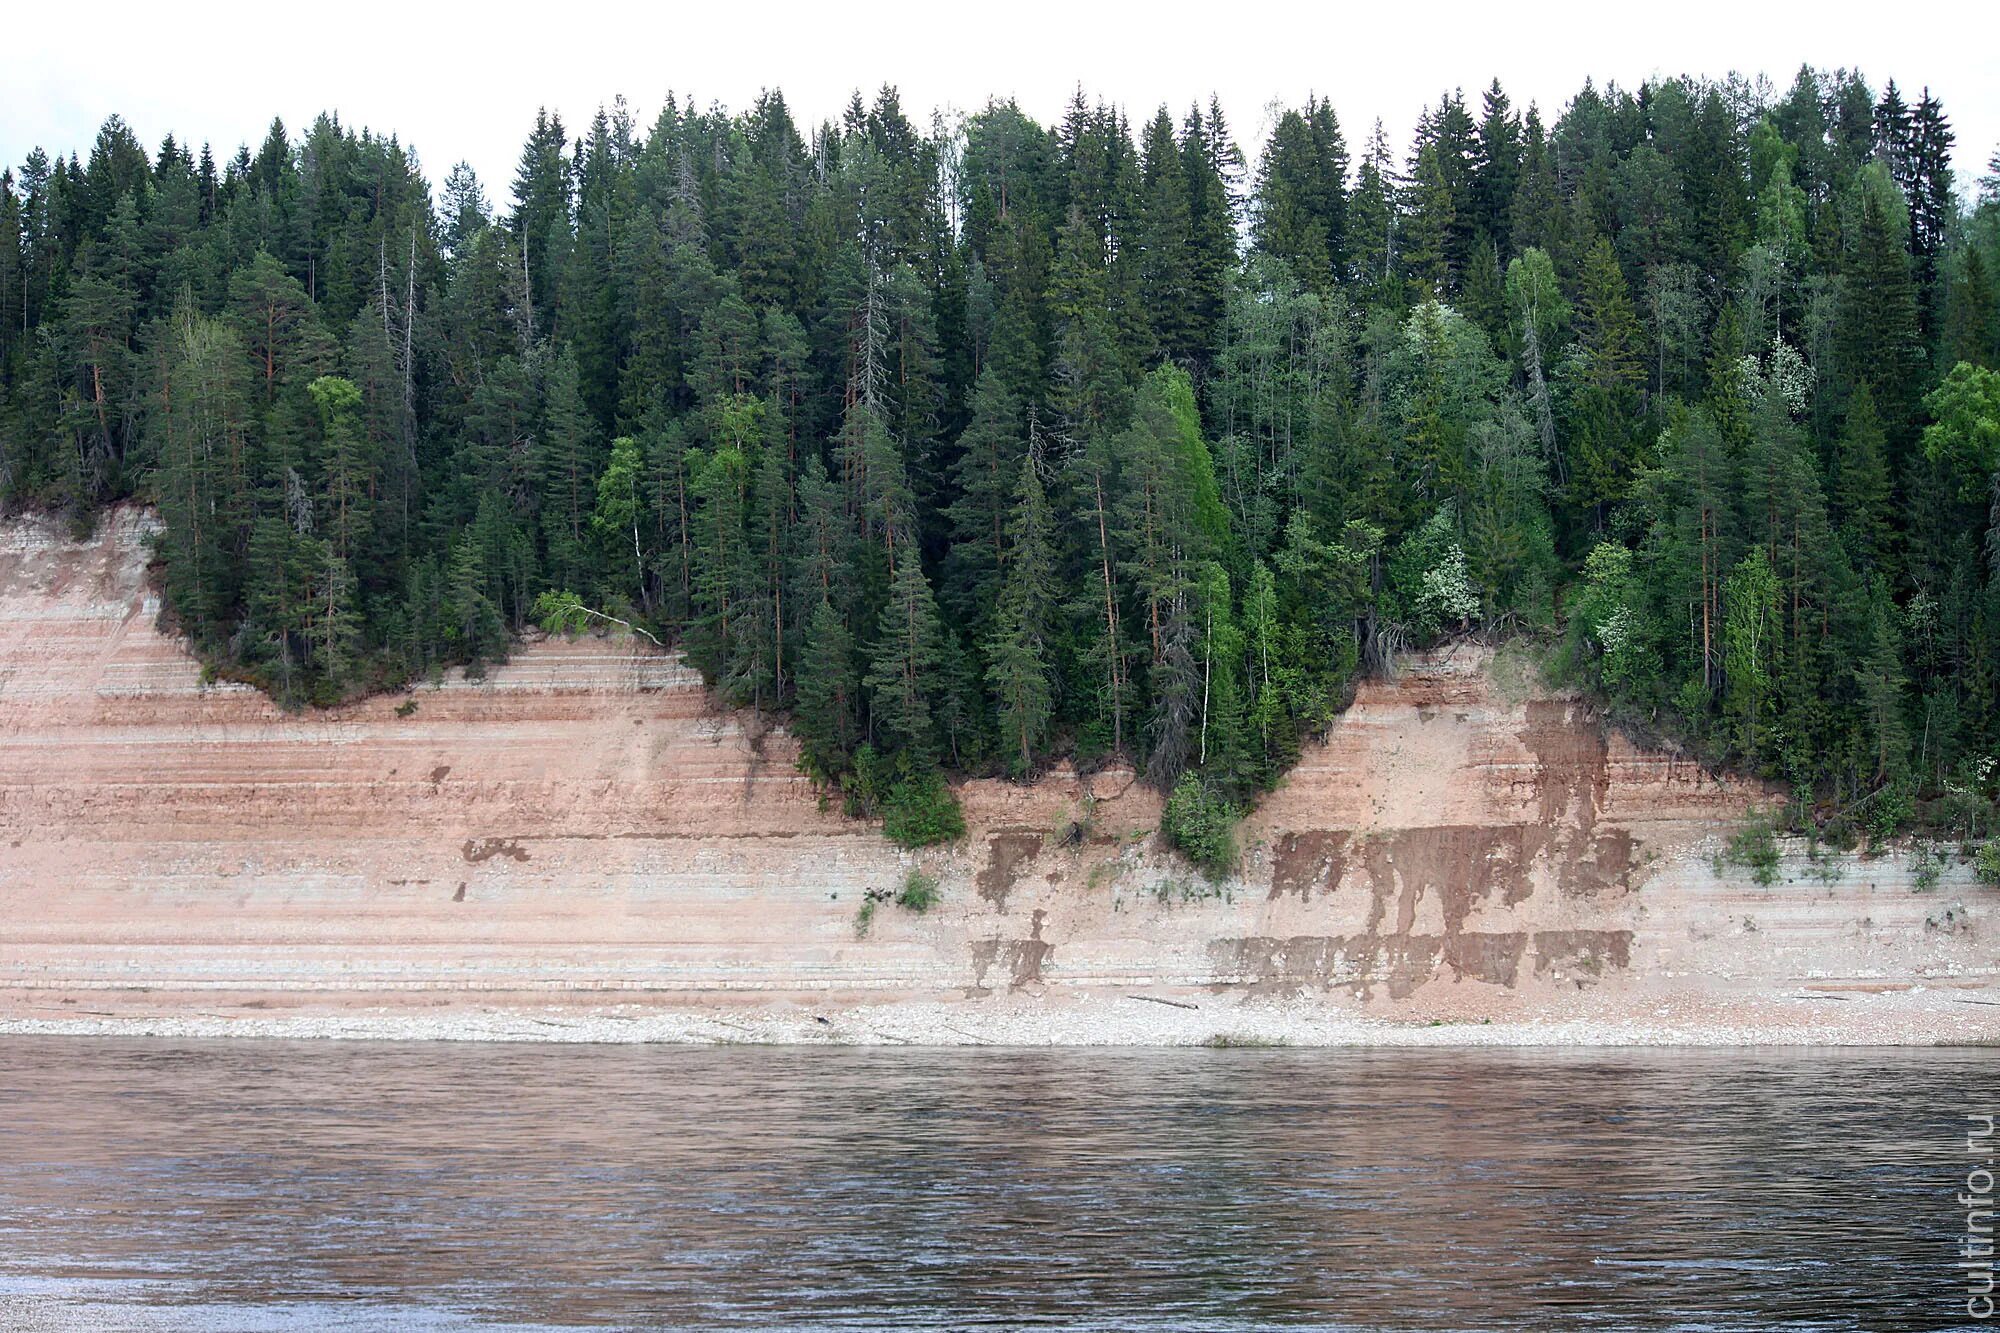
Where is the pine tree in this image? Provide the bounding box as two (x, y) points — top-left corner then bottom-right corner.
(1906, 89), (1956, 312)
(1855, 579), (1911, 782)
(1832, 385), (1892, 573)
(539, 348), (603, 589)
(1345, 120), (1397, 299)
(1837, 164), (1926, 446)
(864, 536), (953, 765)
(1180, 102), (1239, 363)
(1508, 105), (1566, 267)
(986, 453), (1059, 777)
(1252, 99), (1347, 288)
(1472, 81), (1521, 255)
(511, 109), (572, 335)
(943, 365), (1025, 631)
(1567, 237), (1646, 518)
(1136, 108), (1197, 365)
(152, 302), (252, 640)
(307, 374), (371, 566)
(1941, 247), (1997, 370)
(1399, 143), (1455, 297)
(794, 597), (861, 778)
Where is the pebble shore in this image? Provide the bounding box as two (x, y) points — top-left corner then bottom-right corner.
(5, 987), (1994, 1046)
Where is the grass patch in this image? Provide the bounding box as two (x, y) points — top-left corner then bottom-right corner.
(895, 869), (941, 914)
(1722, 820), (1782, 886)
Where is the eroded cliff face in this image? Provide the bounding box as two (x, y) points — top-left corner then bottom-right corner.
(2, 509), (1994, 1020)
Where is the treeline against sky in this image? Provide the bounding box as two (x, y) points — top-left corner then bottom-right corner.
(1, 71), (1997, 844)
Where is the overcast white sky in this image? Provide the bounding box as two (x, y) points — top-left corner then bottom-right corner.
(7, 0), (1996, 204)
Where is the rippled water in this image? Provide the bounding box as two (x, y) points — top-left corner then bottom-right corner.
(0, 1039), (1987, 1330)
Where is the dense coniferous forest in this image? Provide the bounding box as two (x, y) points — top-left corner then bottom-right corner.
(3, 72), (1998, 854)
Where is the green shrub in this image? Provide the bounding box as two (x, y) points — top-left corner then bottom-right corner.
(1911, 844), (1943, 892)
(1976, 842), (2000, 888)
(1865, 781), (1915, 843)
(840, 744), (892, 818)
(854, 898), (877, 939)
(1162, 775), (1238, 880)
(895, 869), (940, 914)
(1724, 821), (1781, 886)
(881, 772), (966, 848)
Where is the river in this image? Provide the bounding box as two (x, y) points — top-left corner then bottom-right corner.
(0, 1040), (1987, 1330)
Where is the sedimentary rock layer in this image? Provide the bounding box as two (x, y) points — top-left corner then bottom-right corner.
(1, 508), (1993, 1026)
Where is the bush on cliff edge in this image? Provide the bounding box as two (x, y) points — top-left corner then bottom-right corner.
(882, 773), (966, 848)
(1162, 776), (1238, 880)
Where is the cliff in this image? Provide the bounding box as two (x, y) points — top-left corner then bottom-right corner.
(2, 508), (1994, 1042)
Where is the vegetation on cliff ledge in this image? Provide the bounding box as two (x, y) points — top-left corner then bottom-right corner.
(0, 73), (1997, 853)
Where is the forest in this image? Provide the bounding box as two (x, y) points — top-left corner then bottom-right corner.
(1, 71), (1997, 861)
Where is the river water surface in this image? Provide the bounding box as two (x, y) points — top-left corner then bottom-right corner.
(0, 1039), (1987, 1330)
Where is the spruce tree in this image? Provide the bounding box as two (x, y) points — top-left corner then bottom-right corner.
(1568, 237), (1647, 519)
(864, 535), (953, 766)
(986, 454), (1059, 777)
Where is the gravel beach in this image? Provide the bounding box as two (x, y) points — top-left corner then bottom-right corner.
(5, 986), (1995, 1047)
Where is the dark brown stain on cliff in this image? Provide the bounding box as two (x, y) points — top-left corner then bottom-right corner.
(1561, 828), (1638, 899)
(969, 908), (1052, 993)
(1513, 702), (1648, 901)
(1518, 700), (1609, 830)
(1531, 929), (1632, 982)
(1359, 825), (1535, 936)
(461, 837), (530, 864)
(1212, 930), (1538, 998)
(976, 832), (1044, 911)
(1222, 820), (1635, 997)
(1270, 830), (1349, 901)
(1442, 931), (1529, 987)
(430, 765), (451, 787)
(1209, 934), (1445, 1000)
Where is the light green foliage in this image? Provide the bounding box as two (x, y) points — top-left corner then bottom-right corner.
(1724, 821), (1782, 886)
(1570, 542), (1652, 701)
(1391, 505), (1479, 638)
(1416, 543), (1480, 630)
(532, 589), (592, 636)
(591, 435), (645, 602)
(1161, 775), (1238, 879)
(1910, 844), (1943, 891)
(1923, 363), (2000, 501)
(1977, 843), (2000, 887)
(881, 772), (966, 849)
(895, 870), (941, 913)
(1722, 548), (1779, 761)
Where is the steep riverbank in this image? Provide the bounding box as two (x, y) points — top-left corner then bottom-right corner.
(2, 508), (1994, 1044)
